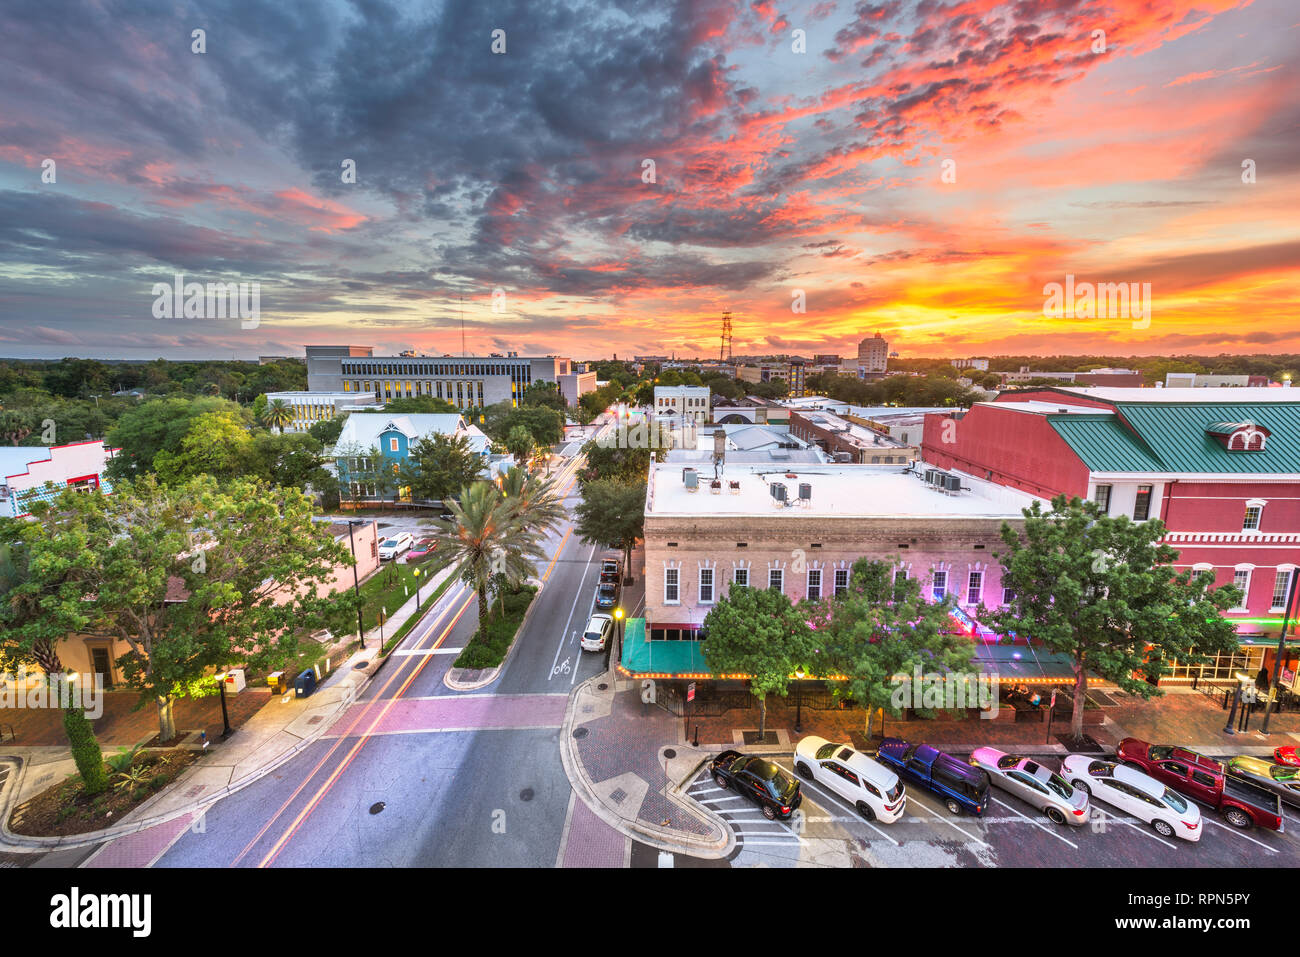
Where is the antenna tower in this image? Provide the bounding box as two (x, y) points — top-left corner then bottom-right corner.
(719, 310), (733, 362)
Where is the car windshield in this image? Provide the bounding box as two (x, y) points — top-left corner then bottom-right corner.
(380, 539), (397, 547)
(815, 742), (838, 760)
(1272, 766), (1299, 782)
(885, 781), (904, 802)
(996, 754), (1019, 769)
(1161, 788), (1188, 813)
(1041, 772), (1074, 800)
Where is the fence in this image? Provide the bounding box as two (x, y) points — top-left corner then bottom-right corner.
(649, 682), (852, 719)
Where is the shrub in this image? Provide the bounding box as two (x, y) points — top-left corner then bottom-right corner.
(62, 706), (109, 795)
(453, 585), (537, 669)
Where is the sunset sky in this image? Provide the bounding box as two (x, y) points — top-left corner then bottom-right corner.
(1, 0), (1297, 361)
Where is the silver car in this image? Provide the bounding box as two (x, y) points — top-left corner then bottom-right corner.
(969, 747), (1090, 826)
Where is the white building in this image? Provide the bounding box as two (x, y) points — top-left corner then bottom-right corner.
(952, 358), (990, 371)
(558, 370), (598, 407)
(654, 385), (711, 424)
(264, 391), (383, 433)
(857, 333), (889, 374)
(0, 441), (118, 518)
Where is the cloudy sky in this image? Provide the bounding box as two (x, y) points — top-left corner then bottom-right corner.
(1, 0), (1297, 361)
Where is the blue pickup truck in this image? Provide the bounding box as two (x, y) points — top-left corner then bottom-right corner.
(876, 738), (990, 816)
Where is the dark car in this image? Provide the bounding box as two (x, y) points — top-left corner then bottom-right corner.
(1228, 756), (1300, 809)
(876, 738), (990, 816)
(599, 558), (621, 583)
(710, 751), (802, 820)
(594, 581), (619, 610)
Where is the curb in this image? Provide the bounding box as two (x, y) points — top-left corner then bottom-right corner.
(444, 579), (545, 692)
(0, 667), (375, 853)
(558, 672), (735, 859)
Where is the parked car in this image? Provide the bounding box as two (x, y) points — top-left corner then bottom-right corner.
(710, 751), (802, 821)
(599, 557), (621, 583)
(1061, 755), (1201, 841)
(580, 613), (613, 652)
(1227, 756), (1300, 809)
(404, 538), (438, 562)
(1274, 746), (1300, 768)
(377, 533), (414, 561)
(794, 736), (906, 823)
(594, 580), (619, 610)
(876, 738), (990, 816)
(969, 747), (1090, 826)
(1116, 737), (1282, 831)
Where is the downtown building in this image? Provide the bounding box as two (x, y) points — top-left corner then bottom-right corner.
(922, 385), (1300, 690)
(305, 345), (574, 410)
(623, 458), (1056, 684)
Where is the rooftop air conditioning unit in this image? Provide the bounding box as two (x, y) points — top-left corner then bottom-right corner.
(944, 474), (962, 493)
(769, 482), (788, 504)
(798, 483), (812, 502)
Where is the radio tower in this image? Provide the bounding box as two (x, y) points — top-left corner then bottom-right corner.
(719, 310), (733, 363)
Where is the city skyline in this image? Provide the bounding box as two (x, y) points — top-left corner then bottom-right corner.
(1, 0), (1297, 361)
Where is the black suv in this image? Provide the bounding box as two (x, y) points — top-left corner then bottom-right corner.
(599, 558), (621, 583)
(710, 751), (803, 820)
(595, 580), (619, 610)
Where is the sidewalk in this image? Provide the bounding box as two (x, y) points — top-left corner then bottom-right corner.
(559, 678), (1300, 857)
(0, 561), (457, 856)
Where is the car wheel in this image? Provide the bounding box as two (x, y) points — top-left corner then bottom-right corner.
(1045, 807), (1067, 826)
(945, 798), (961, 815)
(762, 803), (777, 820)
(1072, 780), (1091, 795)
(795, 762), (814, 780)
(714, 773), (729, 790)
(1223, 808), (1251, 830)
(856, 801), (877, 822)
(1152, 819), (1175, 838)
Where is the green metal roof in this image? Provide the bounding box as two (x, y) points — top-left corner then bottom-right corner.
(618, 618), (711, 676)
(1049, 402), (1300, 474)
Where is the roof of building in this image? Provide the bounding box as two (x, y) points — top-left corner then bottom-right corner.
(646, 461), (1042, 518)
(664, 448), (829, 466)
(0, 447), (52, 479)
(332, 413), (468, 451)
(795, 409), (909, 450)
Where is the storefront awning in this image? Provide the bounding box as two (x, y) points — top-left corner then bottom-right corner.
(618, 619), (712, 678)
(972, 643), (1081, 684)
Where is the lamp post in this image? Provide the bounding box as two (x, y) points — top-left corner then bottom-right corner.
(1223, 682), (1241, 736)
(413, 565), (422, 612)
(215, 672), (232, 738)
(1260, 565), (1299, 735)
(613, 607), (625, 664)
(345, 520), (368, 649)
(794, 666), (806, 733)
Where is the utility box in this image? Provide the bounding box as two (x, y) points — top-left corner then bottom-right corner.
(294, 669), (318, 698)
(267, 671), (287, 695)
(222, 668), (247, 694)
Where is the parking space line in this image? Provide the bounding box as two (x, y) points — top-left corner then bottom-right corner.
(905, 795), (990, 847)
(1112, 817), (1178, 850)
(991, 797), (1079, 850)
(1199, 816), (1279, 852)
(794, 776), (901, 847)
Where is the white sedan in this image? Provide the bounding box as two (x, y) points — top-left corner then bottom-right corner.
(794, 736), (906, 823)
(1061, 755), (1201, 841)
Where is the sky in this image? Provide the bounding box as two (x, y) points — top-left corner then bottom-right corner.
(0, 0), (1297, 362)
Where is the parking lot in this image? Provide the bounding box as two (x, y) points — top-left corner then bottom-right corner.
(684, 749), (1299, 868)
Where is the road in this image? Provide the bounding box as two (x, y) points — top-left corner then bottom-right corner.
(153, 421), (620, 867)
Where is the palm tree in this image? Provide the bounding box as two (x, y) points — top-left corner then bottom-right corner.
(262, 398), (294, 434)
(425, 481), (549, 633)
(498, 465), (566, 536)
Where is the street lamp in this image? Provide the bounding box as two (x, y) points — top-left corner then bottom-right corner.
(413, 565), (422, 612)
(345, 520), (369, 649)
(613, 607), (625, 662)
(794, 666), (806, 732)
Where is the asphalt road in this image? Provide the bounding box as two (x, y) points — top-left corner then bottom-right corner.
(153, 421), (614, 868)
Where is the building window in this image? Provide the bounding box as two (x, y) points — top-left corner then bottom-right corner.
(699, 568), (714, 604)
(769, 568), (783, 593)
(664, 568), (679, 604)
(1133, 485), (1152, 521)
(1243, 505), (1263, 531)
(1232, 569), (1251, 610)
(1003, 586), (1016, 605)
(931, 570), (947, 601)
(733, 567), (748, 587)
(1271, 569), (1293, 611)
(389, 437), (399, 452)
(1093, 485), (1111, 514)
(966, 571), (982, 605)
(807, 568), (821, 600)
(895, 568), (908, 582)
(834, 568), (849, 596)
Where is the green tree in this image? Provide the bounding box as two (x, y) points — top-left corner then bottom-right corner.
(521, 380), (566, 410)
(809, 559), (974, 722)
(702, 585), (816, 737)
(499, 465), (566, 535)
(400, 433), (483, 504)
(982, 495), (1243, 740)
(423, 481), (549, 634)
(307, 413), (348, 446)
(17, 476), (358, 740)
(104, 396), (246, 481)
(505, 424), (534, 465)
(382, 395), (458, 414)
(572, 479), (645, 583)
(154, 410), (253, 483)
(262, 398), (294, 433)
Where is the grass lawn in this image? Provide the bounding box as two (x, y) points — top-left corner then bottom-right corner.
(358, 558), (450, 631)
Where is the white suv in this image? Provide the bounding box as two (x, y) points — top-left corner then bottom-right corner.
(1061, 755), (1202, 841)
(794, 736), (906, 823)
(581, 614), (613, 652)
(377, 533), (414, 561)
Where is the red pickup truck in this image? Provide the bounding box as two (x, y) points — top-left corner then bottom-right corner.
(1116, 738), (1283, 832)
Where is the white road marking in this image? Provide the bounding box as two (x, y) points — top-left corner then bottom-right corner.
(991, 797), (1080, 850)
(1111, 817), (1178, 850)
(790, 775), (901, 847)
(549, 544), (597, 681)
(905, 795), (990, 848)
(1199, 816), (1279, 852)
(391, 647), (463, 656)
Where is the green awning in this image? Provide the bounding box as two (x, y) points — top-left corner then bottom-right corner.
(972, 643), (1081, 682)
(619, 618), (712, 677)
